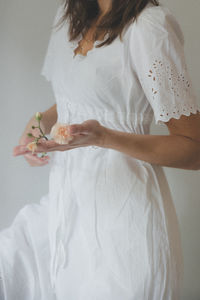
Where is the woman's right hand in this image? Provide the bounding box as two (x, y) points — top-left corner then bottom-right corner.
(13, 105), (57, 166)
(16, 119), (50, 167)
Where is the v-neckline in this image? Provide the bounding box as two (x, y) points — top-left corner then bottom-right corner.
(71, 31), (110, 60)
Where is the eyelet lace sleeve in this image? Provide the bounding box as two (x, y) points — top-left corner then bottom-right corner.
(129, 5), (200, 125)
(40, 3), (64, 82)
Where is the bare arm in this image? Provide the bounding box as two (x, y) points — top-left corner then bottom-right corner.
(14, 109), (200, 171)
(24, 104), (58, 137)
(101, 112), (200, 170)
(40, 103), (58, 135)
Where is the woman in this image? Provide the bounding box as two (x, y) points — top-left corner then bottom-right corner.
(1, 0), (200, 299)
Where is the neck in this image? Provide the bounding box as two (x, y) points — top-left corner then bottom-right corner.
(97, 0), (112, 16)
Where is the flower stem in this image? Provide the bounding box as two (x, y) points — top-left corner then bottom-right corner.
(38, 120), (48, 141)
(27, 112), (49, 158)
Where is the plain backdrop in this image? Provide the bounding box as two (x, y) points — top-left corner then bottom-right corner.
(0, 0), (199, 299)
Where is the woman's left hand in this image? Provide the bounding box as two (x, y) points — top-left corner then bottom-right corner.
(13, 120), (107, 156)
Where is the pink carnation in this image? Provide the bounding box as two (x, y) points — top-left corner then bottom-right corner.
(26, 141), (37, 154)
(50, 123), (74, 144)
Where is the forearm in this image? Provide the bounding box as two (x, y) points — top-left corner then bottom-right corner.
(41, 104), (58, 135)
(101, 127), (200, 170)
(26, 104), (57, 135)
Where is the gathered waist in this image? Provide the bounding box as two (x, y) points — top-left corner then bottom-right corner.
(55, 97), (153, 134)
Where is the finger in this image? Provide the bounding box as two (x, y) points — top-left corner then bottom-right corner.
(69, 124), (89, 135)
(13, 145), (30, 156)
(13, 144), (48, 156)
(24, 153), (50, 161)
(26, 159), (49, 167)
(35, 140), (64, 153)
(38, 140), (78, 152)
(25, 159), (49, 167)
(24, 153), (50, 166)
(39, 139), (59, 148)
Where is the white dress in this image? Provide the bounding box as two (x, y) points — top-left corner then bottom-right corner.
(0, 2), (199, 300)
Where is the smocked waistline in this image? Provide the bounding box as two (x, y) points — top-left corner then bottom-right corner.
(56, 97), (153, 134)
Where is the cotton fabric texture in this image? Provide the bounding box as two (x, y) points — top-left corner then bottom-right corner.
(0, 2), (199, 300)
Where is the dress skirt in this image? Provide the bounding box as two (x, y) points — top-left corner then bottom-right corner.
(0, 146), (184, 300)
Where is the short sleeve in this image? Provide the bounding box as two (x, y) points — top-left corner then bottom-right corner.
(129, 5), (200, 125)
(40, 3), (65, 82)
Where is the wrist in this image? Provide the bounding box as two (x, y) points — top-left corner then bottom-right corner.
(99, 126), (137, 154)
(100, 126), (115, 149)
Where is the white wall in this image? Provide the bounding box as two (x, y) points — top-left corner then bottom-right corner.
(0, 0), (199, 299)
(0, 0), (58, 225)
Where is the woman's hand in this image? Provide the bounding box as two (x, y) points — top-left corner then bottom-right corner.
(13, 120), (107, 157)
(15, 119), (51, 167)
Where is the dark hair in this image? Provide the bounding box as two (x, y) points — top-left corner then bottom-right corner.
(55, 0), (159, 47)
